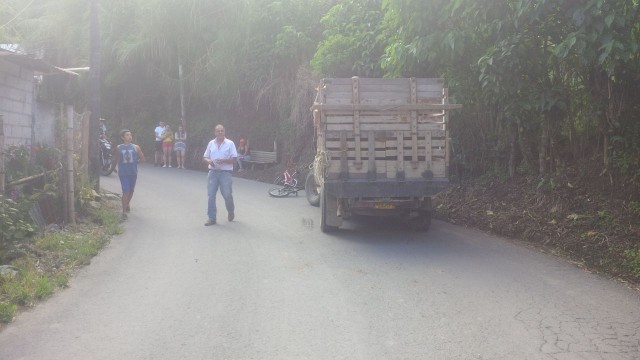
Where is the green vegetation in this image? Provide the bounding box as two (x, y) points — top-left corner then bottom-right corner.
(0, 196), (35, 244)
(625, 249), (640, 277)
(3, 0), (637, 182)
(0, 204), (120, 323)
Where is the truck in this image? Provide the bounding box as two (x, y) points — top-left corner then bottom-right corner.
(310, 77), (461, 233)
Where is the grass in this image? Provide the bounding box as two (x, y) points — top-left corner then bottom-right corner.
(0, 200), (121, 324)
(624, 249), (640, 277)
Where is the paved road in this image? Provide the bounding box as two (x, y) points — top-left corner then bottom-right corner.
(0, 164), (639, 360)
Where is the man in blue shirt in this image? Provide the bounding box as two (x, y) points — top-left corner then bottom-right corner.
(202, 124), (238, 226)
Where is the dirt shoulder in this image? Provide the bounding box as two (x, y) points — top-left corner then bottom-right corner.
(434, 166), (640, 287)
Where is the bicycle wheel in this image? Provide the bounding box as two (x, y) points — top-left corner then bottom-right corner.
(274, 174), (284, 185)
(268, 186), (293, 198)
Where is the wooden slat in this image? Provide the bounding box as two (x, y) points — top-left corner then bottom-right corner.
(444, 87), (450, 178)
(325, 149), (445, 159)
(410, 77), (418, 169)
(325, 114), (445, 124)
(352, 77), (363, 169)
(368, 130), (376, 177)
(325, 139), (445, 148)
(323, 77), (443, 86)
(325, 130), (446, 138)
(327, 123), (448, 132)
(340, 132), (348, 178)
(325, 89), (442, 104)
(312, 103), (462, 111)
(425, 130), (432, 170)
(396, 132), (404, 176)
(327, 139), (445, 150)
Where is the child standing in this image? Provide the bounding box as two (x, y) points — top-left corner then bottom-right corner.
(174, 124), (187, 169)
(113, 129), (145, 220)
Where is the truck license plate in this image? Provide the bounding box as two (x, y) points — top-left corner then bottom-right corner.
(374, 203), (395, 209)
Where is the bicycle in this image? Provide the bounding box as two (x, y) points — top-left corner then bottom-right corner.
(268, 161), (307, 198)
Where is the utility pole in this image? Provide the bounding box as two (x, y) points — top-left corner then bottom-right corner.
(88, 0), (101, 188)
(178, 55), (186, 130)
(0, 115), (4, 193)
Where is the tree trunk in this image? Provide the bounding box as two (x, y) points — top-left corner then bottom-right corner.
(89, 0), (102, 190)
(539, 116), (549, 175)
(508, 121), (517, 177)
(517, 118), (534, 174)
(0, 115), (4, 193)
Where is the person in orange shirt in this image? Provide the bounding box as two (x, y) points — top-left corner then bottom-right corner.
(161, 124), (174, 167)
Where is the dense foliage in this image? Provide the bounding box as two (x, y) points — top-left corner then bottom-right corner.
(2, 0), (639, 182)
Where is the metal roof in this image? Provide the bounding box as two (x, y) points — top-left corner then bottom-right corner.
(0, 47), (56, 73)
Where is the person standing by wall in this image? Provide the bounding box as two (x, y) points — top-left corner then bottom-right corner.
(202, 124), (237, 226)
(174, 124), (187, 169)
(154, 121), (165, 167)
(113, 129), (145, 220)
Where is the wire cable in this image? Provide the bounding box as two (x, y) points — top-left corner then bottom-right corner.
(0, 0), (37, 30)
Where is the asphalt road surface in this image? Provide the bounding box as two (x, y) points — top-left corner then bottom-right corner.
(0, 164), (639, 360)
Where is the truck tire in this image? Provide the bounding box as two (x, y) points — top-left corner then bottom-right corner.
(407, 211), (431, 231)
(305, 171), (320, 207)
(321, 190), (340, 233)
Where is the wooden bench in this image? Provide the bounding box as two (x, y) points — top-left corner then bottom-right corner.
(243, 150), (277, 170)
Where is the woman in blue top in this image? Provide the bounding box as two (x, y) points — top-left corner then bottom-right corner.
(113, 129), (145, 220)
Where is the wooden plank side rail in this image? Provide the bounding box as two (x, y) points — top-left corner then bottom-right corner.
(243, 150), (277, 170)
(311, 103), (462, 112)
(315, 77), (461, 182)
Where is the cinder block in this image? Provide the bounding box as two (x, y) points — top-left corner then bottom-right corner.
(10, 113), (29, 126)
(0, 85), (10, 98)
(8, 88), (20, 101)
(0, 60), (20, 74)
(4, 124), (15, 136)
(21, 125), (32, 139)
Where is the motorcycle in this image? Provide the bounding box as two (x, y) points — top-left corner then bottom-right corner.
(99, 135), (114, 176)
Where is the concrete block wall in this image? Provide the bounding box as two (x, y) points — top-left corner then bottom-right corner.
(0, 58), (56, 149)
(0, 59), (35, 147)
(34, 101), (57, 146)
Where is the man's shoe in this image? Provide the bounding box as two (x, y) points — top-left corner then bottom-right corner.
(228, 212), (234, 222)
(121, 213), (128, 221)
(204, 219), (216, 226)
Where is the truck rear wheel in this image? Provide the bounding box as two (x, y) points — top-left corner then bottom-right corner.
(321, 190), (340, 233)
(407, 211), (431, 231)
(305, 171), (320, 207)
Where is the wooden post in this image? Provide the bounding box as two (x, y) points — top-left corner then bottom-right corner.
(66, 106), (76, 225)
(0, 115), (4, 193)
(81, 111), (90, 176)
(444, 87), (450, 178)
(351, 77), (362, 170)
(178, 60), (186, 131)
(410, 78), (419, 169)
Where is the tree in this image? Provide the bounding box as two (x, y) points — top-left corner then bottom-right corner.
(311, 0), (386, 77)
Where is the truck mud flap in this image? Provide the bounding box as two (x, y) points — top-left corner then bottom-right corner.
(321, 190), (342, 232)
